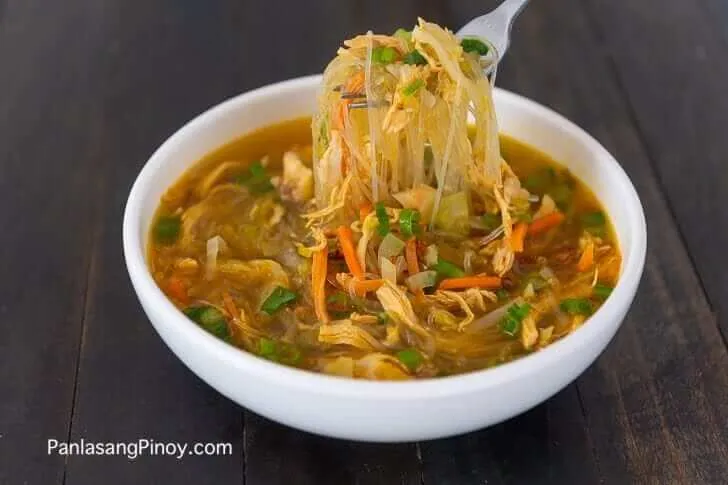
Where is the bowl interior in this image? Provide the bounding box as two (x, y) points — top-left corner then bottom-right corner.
(124, 74), (645, 398)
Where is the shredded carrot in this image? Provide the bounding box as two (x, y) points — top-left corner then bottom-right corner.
(438, 275), (502, 291)
(167, 276), (189, 304)
(509, 222), (528, 252)
(222, 292), (238, 319)
(351, 279), (385, 296)
(405, 238), (424, 299)
(337, 225), (363, 278)
(312, 248), (330, 323)
(334, 100), (350, 132)
(577, 240), (595, 272)
(528, 211), (565, 236)
(359, 202), (373, 222)
(344, 70), (366, 95)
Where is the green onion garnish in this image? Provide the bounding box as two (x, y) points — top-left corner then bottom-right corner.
(560, 298), (593, 315)
(393, 28), (411, 42)
(375, 202), (390, 236)
(372, 46), (397, 64)
(402, 79), (425, 96)
(499, 302), (531, 337)
(236, 160), (274, 193)
(153, 215), (181, 245)
(460, 38), (489, 56)
(593, 284), (613, 300)
(550, 184), (572, 208)
(377, 312), (389, 324)
(399, 208), (421, 238)
(403, 50), (428, 65)
(261, 286), (298, 315)
(496, 288), (510, 301)
(432, 258), (466, 278)
(396, 348), (423, 371)
(184, 305), (230, 340)
(258, 338), (277, 359)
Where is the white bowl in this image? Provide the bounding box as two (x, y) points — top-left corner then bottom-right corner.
(123, 75), (646, 442)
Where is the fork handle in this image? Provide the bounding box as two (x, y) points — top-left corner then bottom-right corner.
(493, 0), (530, 19)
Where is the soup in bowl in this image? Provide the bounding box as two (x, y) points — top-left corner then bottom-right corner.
(123, 75), (646, 441)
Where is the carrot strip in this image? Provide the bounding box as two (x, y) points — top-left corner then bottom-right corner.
(167, 276), (189, 304)
(577, 240), (595, 272)
(312, 248), (330, 323)
(344, 70), (366, 95)
(359, 202), (373, 222)
(351, 279), (384, 296)
(405, 238), (424, 299)
(528, 211), (565, 236)
(438, 276), (502, 291)
(337, 225), (363, 278)
(509, 222), (528, 252)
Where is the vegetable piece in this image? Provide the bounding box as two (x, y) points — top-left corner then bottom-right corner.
(393, 185), (436, 223)
(261, 286), (298, 314)
(594, 284), (613, 300)
(576, 240), (595, 272)
(399, 209), (421, 238)
(372, 46), (397, 64)
(258, 338), (302, 365)
(527, 211), (565, 236)
(258, 338), (277, 359)
(403, 50), (428, 65)
(236, 160), (274, 193)
(560, 298), (593, 315)
(377, 232), (406, 261)
(434, 192), (470, 234)
(154, 215), (181, 244)
(337, 225), (364, 278)
(496, 288), (510, 301)
(377, 312), (389, 324)
(166, 276), (189, 304)
(375, 202), (390, 236)
(499, 302), (531, 337)
(393, 28), (412, 42)
(312, 248), (330, 323)
(405, 238), (420, 275)
(380, 258), (398, 285)
(460, 37), (489, 55)
(438, 275), (502, 290)
(396, 348), (423, 371)
(524, 167), (556, 192)
(581, 211), (606, 227)
(550, 184), (572, 208)
(432, 258), (466, 278)
(352, 279), (385, 296)
(509, 222), (528, 252)
(481, 213), (501, 232)
(406, 271), (438, 291)
(402, 79), (425, 96)
(184, 305), (229, 340)
(424, 244), (439, 267)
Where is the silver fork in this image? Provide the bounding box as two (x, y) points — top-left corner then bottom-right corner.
(345, 0), (530, 109)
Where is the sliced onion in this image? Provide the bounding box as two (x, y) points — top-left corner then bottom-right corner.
(380, 257), (398, 285)
(468, 297), (524, 332)
(463, 250), (476, 274)
(406, 271), (438, 291)
(424, 244), (439, 267)
(377, 233), (406, 261)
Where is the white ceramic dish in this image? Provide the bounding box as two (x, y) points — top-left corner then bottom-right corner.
(123, 75), (646, 442)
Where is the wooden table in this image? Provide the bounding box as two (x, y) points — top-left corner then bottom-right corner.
(2, 1), (727, 483)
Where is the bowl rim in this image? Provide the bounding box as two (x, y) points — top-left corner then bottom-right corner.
(123, 74), (646, 400)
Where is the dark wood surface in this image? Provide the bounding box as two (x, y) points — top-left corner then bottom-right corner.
(1, 1), (727, 484)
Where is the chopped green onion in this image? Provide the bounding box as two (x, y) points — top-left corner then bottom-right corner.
(482, 213), (501, 232)
(393, 28), (411, 42)
(460, 38), (489, 56)
(524, 167), (556, 192)
(326, 291), (350, 308)
(403, 49), (428, 65)
(550, 184), (572, 208)
(258, 338), (302, 366)
(499, 302), (531, 337)
(396, 348), (423, 371)
(560, 298), (593, 315)
(261, 286), (298, 314)
(432, 258), (465, 278)
(258, 338), (277, 359)
(581, 211), (606, 227)
(372, 46), (397, 64)
(402, 78), (425, 96)
(184, 305), (229, 340)
(517, 210), (533, 223)
(375, 202), (390, 236)
(399, 208), (421, 238)
(594, 284), (613, 300)
(496, 288), (510, 301)
(236, 160), (274, 193)
(153, 215), (181, 245)
(377, 312), (389, 324)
